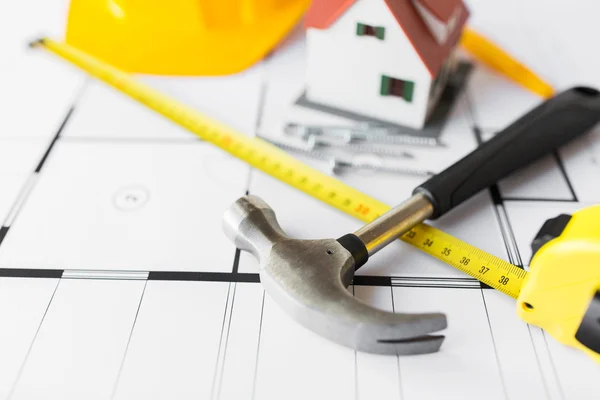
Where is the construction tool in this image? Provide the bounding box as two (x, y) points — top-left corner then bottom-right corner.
(65, 0), (311, 75)
(518, 207), (600, 363)
(223, 86), (600, 355)
(34, 38), (600, 358)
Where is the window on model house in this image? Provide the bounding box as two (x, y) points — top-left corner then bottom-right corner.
(380, 75), (415, 102)
(356, 23), (385, 40)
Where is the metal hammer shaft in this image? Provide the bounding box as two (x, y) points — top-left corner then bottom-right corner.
(354, 193), (433, 256)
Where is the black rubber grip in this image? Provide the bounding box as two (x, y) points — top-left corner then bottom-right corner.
(337, 233), (369, 270)
(414, 86), (600, 218)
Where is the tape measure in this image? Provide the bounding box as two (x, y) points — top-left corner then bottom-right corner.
(32, 37), (527, 298)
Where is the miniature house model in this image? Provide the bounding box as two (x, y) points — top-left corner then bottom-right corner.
(304, 0), (469, 129)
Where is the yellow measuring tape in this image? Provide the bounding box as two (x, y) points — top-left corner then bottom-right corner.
(33, 37), (527, 298)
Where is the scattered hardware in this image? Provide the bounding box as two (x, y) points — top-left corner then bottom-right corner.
(261, 137), (433, 177)
(284, 122), (442, 147)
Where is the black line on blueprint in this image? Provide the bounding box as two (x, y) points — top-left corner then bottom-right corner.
(0, 226), (9, 246)
(231, 249), (241, 274)
(110, 280), (148, 400)
(148, 271), (260, 283)
(502, 197), (577, 203)
(0, 268), (63, 278)
(392, 284), (481, 289)
(480, 290), (509, 400)
(527, 325), (553, 400)
(34, 106), (75, 173)
(553, 150), (578, 202)
(488, 184), (503, 206)
(390, 287), (404, 400)
(211, 282), (233, 400)
(542, 330), (567, 400)
(353, 276), (391, 287)
(217, 282), (238, 400)
(389, 276), (477, 282)
(251, 291), (266, 400)
(0, 267), (494, 288)
(7, 278), (61, 399)
(501, 207), (524, 267)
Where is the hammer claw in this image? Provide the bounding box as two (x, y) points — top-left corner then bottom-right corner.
(376, 334), (445, 355)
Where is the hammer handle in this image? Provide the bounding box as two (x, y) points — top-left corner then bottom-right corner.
(414, 87), (600, 219)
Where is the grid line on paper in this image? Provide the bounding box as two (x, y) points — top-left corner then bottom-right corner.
(0, 106), (76, 249)
(542, 331), (567, 400)
(34, 106), (75, 173)
(0, 268), (501, 289)
(553, 151), (578, 202)
(148, 271), (260, 283)
(527, 325), (553, 400)
(110, 280), (148, 400)
(7, 278), (61, 398)
(211, 282), (236, 400)
(251, 290), (266, 400)
(390, 286), (404, 400)
(0, 269), (63, 278)
(216, 282), (239, 400)
(0, 226), (9, 245)
(231, 249), (242, 274)
(2, 174), (39, 228)
(499, 206), (524, 267)
(480, 290), (509, 400)
(502, 197), (577, 203)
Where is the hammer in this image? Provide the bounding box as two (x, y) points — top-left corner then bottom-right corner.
(223, 87), (600, 355)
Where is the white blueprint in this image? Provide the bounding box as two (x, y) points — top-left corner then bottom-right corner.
(1, 0), (600, 399)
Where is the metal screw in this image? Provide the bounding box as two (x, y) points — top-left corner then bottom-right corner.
(306, 134), (414, 159)
(285, 123), (443, 147)
(262, 137), (433, 177)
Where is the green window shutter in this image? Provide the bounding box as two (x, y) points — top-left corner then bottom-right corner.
(380, 75), (391, 95)
(356, 23), (366, 36)
(403, 81), (415, 102)
(356, 23), (385, 40)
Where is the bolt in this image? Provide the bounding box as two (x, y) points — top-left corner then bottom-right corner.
(306, 136), (414, 159)
(262, 137), (433, 177)
(284, 122), (443, 147)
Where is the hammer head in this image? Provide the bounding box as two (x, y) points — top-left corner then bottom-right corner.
(223, 195), (447, 355)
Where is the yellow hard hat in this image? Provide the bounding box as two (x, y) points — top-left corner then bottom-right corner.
(65, 0), (311, 76)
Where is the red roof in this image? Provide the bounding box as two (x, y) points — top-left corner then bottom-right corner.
(304, 0), (469, 76)
(418, 0), (459, 22)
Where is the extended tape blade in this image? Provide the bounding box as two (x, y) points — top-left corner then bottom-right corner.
(33, 37), (526, 298)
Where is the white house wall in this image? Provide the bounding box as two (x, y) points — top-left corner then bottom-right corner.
(306, 0), (433, 129)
